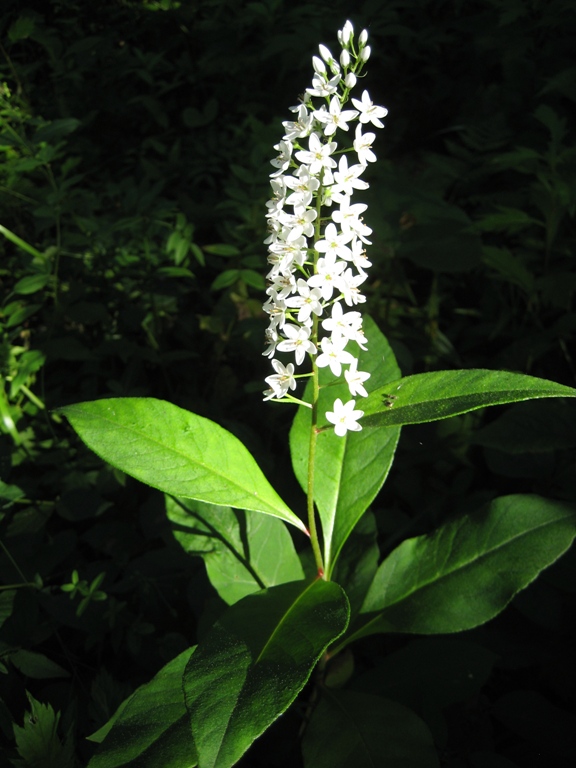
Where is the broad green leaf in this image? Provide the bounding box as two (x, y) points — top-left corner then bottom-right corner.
(343, 495), (576, 642)
(166, 497), (304, 604)
(184, 579), (349, 768)
(302, 690), (439, 768)
(59, 398), (305, 532)
(362, 369), (576, 428)
(290, 317), (401, 576)
(88, 647), (197, 768)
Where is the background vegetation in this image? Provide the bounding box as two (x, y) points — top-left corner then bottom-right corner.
(1, 0), (575, 765)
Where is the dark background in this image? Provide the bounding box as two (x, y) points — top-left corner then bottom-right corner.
(1, 1), (575, 765)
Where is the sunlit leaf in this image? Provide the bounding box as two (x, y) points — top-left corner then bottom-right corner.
(59, 398), (305, 532)
(184, 579), (349, 768)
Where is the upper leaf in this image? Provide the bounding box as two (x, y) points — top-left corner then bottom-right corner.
(183, 579), (349, 768)
(290, 317), (401, 575)
(340, 495), (576, 643)
(59, 398), (305, 532)
(361, 369), (576, 428)
(166, 497), (304, 604)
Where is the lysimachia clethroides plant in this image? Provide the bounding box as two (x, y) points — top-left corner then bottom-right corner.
(60, 21), (576, 768)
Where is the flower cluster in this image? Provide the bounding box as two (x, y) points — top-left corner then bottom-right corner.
(263, 20), (387, 436)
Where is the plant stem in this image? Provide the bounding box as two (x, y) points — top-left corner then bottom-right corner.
(306, 180), (326, 578)
(306, 348), (324, 577)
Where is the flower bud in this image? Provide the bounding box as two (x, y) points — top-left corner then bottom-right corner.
(319, 44), (333, 63)
(344, 72), (357, 88)
(339, 49), (350, 68)
(340, 20), (353, 46)
(360, 45), (371, 62)
(359, 29), (368, 47)
(312, 56), (326, 75)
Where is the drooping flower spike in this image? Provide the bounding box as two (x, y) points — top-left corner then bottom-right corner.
(263, 20), (387, 436)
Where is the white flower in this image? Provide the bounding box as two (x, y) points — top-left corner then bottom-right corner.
(307, 252), (347, 301)
(277, 323), (317, 365)
(295, 132), (338, 175)
(316, 336), (355, 377)
(344, 359), (371, 397)
(270, 140), (293, 176)
(314, 222), (354, 261)
(352, 90), (388, 128)
(353, 124), (377, 164)
(306, 72), (341, 98)
(326, 398), (364, 436)
(282, 104), (314, 140)
(264, 359), (297, 399)
(285, 279), (323, 323)
(321, 301), (362, 341)
(331, 156), (369, 198)
(314, 95), (358, 136)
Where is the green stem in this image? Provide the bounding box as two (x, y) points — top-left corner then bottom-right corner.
(306, 180), (327, 579)
(306, 351), (324, 577)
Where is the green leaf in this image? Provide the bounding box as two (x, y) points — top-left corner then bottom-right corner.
(0, 590), (16, 629)
(166, 497), (304, 604)
(211, 270), (239, 290)
(203, 244), (241, 257)
(362, 369), (576, 428)
(9, 650), (70, 679)
(347, 495), (576, 640)
(302, 690), (439, 768)
(184, 579), (349, 768)
(88, 648), (197, 768)
(58, 398), (305, 532)
(13, 274), (51, 295)
(290, 317), (401, 575)
(13, 692), (75, 768)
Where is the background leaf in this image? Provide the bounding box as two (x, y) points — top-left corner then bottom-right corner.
(301, 690), (439, 768)
(345, 495), (576, 640)
(88, 647), (197, 768)
(362, 369), (576, 428)
(289, 317), (401, 575)
(183, 579), (349, 768)
(166, 497), (304, 605)
(59, 398), (305, 531)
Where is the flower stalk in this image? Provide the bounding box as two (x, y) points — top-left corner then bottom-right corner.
(262, 19), (387, 567)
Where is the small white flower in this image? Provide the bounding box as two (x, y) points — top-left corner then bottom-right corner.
(277, 323), (317, 365)
(344, 359), (371, 397)
(353, 124), (377, 164)
(351, 90), (388, 128)
(295, 132), (338, 175)
(307, 252), (347, 301)
(285, 279), (323, 323)
(316, 336), (355, 377)
(315, 222), (354, 261)
(321, 301), (362, 341)
(314, 95), (358, 137)
(326, 398), (364, 437)
(264, 359), (297, 399)
(306, 72), (341, 98)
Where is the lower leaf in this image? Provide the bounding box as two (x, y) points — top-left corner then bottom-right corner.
(343, 494), (576, 643)
(88, 647), (197, 768)
(301, 690), (439, 768)
(183, 579), (349, 768)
